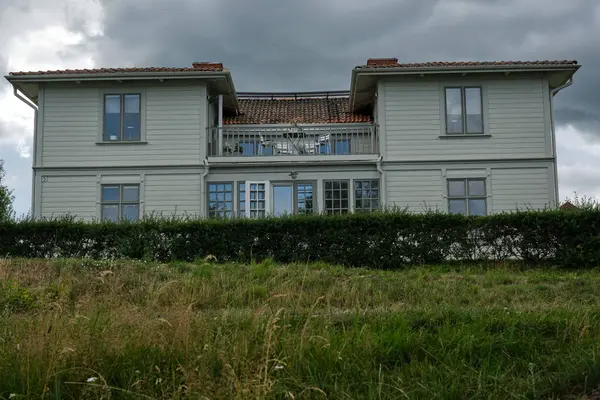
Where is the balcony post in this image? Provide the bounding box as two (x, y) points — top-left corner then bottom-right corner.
(218, 94), (223, 156)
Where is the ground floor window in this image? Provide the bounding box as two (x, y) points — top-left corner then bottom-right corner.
(296, 183), (314, 214)
(447, 178), (487, 216)
(324, 180), (349, 215)
(101, 184), (140, 222)
(354, 180), (379, 212)
(208, 182), (233, 218)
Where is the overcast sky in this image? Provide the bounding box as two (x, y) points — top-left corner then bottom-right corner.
(1, 0), (599, 216)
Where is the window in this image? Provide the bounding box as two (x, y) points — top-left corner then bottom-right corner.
(354, 180), (380, 212)
(239, 141), (257, 156)
(103, 94), (141, 141)
(445, 87), (483, 134)
(324, 180), (349, 215)
(296, 183), (314, 214)
(208, 183), (233, 218)
(447, 178), (487, 216)
(334, 139), (351, 154)
(101, 184), (140, 222)
(246, 182), (268, 218)
(238, 182), (246, 216)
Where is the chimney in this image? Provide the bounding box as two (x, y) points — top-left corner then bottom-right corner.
(192, 62), (223, 70)
(366, 58), (398, 66)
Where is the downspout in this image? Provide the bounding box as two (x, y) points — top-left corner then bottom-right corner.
(13, 87), (39, 218)
(200, 159), (210, 217)
(376, 155), (386, 209)
(549, 77), (574, 207)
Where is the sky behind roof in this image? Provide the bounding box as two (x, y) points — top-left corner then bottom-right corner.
(1, 0), (599, 216)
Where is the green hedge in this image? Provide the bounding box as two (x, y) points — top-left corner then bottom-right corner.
(1, 210), (600, 268)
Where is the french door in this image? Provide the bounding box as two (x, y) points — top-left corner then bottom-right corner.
(245, 181), (270, 218)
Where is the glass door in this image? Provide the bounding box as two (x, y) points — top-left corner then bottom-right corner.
(273, 184), (293, 216)
(245, 181), (269, 218)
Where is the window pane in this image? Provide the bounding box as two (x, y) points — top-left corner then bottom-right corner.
(121, 204), (139, 221)
(102, 186), (120, 201)
(102, 205), (119, 222)
(335, 140), (350, 154)
(239, 141), (256, 156)
(465, 88), (483, 133)
(448, 180), (466, 197)
(449, 199), (467, 215)
(104, 95), (121, 141)
(445, 88), (463, 134)
(468, 179), (486, 196)
(123, 95), (141, 141)
(273, 185), (293, 216)
(469, 199), (487, 216)
(122, 186), (139, 202)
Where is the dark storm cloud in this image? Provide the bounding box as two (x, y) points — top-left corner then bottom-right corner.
(85, 0), (600, 135)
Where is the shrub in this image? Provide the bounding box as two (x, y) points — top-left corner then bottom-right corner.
(0, 210), (599, 268)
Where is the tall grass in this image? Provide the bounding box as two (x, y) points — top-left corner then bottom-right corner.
(0, 258), (599, 399)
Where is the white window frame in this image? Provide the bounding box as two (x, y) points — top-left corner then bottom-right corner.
(245, 181), (270, 218)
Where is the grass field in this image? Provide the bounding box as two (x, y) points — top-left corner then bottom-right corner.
(1, 258), (600, 399)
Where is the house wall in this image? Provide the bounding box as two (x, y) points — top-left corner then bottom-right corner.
(36, 168), (205, 220)
(39, 81), (207, 168)
(378, 74), (551, 161)
(34, 164), (380, 219)
(384, 160), (556, 213)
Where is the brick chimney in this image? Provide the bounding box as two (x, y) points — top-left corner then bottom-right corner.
(366, 58), (398, 66)
(192, 62), (223, 70)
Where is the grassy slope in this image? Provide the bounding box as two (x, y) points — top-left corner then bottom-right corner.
(0, 259), (600, 399)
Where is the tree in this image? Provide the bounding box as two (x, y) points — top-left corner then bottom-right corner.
(0, 160), (14, 221)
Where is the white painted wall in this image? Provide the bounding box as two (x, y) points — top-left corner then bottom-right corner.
(385, 161), (554, 213)
(40, 83), (207, 167)
(40, 175), (97, 221)
(380, 75), (550, 161)
(144, 173), (202, 217)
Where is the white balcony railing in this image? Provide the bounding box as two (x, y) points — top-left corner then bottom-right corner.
(207, 124), (377, 157)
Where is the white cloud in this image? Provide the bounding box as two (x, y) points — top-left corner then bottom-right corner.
(0, 0), (102, 215)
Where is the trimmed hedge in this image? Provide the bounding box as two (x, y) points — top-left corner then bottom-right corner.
(1, 210), (600, 268)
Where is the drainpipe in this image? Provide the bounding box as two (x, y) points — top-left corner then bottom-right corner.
(200, 159), (210, 217)
(376, 155), (386, 209)
(13, 87), (39, 218)
(549, 77), (574, 207)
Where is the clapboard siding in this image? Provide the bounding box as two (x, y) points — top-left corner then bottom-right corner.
(386, 169), (443, 212)
(41, 84), (207, 167)
(40, 176), (97, 221)
(491, 167), (551, 212)
(144, 174), (202, 216)
(382, 77), (548, 161)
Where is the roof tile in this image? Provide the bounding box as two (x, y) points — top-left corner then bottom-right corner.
(9, 63), (224, 76)
(224, 96), (371, 125)
(358, 60), (579, 69)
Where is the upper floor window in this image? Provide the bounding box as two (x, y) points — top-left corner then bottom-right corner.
(447, 178), (487, 216)
(445, 87), (483, 134)
(101, 184), (140, 222)
(104, 94), (141, 141)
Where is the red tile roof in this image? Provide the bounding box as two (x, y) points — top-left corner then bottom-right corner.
(9, 62), (225, 76)
(224, 96), (372, 125)
(360, 59), (579, 69)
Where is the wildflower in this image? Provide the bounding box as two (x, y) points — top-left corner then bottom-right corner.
(86, 377), (98, 383)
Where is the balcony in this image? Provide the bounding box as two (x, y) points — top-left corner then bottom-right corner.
(207, 124), (377, 160)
